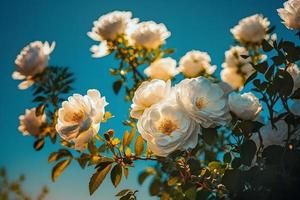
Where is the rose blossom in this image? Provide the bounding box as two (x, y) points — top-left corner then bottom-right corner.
(175, 77), (231, 128)
(277, 0), (300, 30)
(144, 57), (178, 81)
(56, 89), (108, 150)
(18, 108), (47, 136)
(228, 92), (262, 120)
(231, 14), (270, 44)
(178, 50), (216, 78)
(130, 79), (171, 119)
(287, 63), (300, 91)
(220, 68), (245, 90)
(137, 98), (200, 157)
(251, 120), (288, 148)
(12, 41), (55, 89)
(128, 21), (170, 49)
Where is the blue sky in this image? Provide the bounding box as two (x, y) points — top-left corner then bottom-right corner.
(0, 0), (296, 199)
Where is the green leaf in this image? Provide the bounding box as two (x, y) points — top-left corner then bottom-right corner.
(231, 157), (241, 169)
(48, 152), (60, 163)
(222, 169), (241, 192)
(34, 138), (45, 151)
(76, 153), (90, 169)
(274, 70), (294, 96)
(88, 141), (98, 155)
(134, 135), (144, 156)
(125, 128), (136, 147)
(164, 48), (175, 54)
(149, 178), (160, 196)
(36, 104), (45, 116)
(223, 152), (232, 163)
(244, 71), (257, 86)
(138, 167), (155, 185)
(116, 189), (131, 197)
(184, 185), (197, 199)
(267, 25), (275, 34)
(240, 140), (257, 166)
(51, 158), (72, 182)
(48, 149), (72, 163)
(271, 55), (284, 66)
(122, 131), (129, 149)
(33, 96), (47, 103)
(120, 193), (134, 200)
(167, 177), (179, 186)
(111, 164), (122, 187)
(123, 167), (129, 179)
(254, 61), (268, 73)
(262, 145), (284, 165)
(265, 64), (275, 81)
(202, 128), (217, 145)
(291, 88), (300, 99)
(113, 80), (123, 94)
(262, 39), (273, 52)
(89, 163), (112, 195)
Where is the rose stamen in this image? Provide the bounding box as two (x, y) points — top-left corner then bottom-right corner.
(72, 112), (84, 122)
(196, 97), (206, 109)
(158, 119), (178, 135)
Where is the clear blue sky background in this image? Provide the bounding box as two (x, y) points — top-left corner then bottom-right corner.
(0, 0), (296, 199)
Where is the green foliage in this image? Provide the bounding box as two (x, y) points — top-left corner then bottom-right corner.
(116, 189), (137, 200)
(14, 14), (300, 200)
(89, 162), (113, 195)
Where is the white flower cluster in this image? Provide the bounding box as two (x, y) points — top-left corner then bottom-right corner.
(88, 11), (170, 57)
(12, 41), (55, 89)
(178, 50), (216, 78)
(231, 14), (270, 45)
(131, 77), (262, 156)
(143, 50), (217, 81)
(220, 46), (254, 90)
(277, 0), (300, 30)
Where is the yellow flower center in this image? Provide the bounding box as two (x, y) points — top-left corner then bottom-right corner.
(196, 97), (206, 109)
(158, 119), (178, 135)
(72, 112), (84, 122)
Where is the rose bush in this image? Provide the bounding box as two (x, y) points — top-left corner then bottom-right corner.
(12, 7), (300, 200)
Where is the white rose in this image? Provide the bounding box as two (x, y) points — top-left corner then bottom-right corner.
(230, 14), (270, 44)
(291, 99), (300, 116)
(144, 57), (178, 81)
(18, 108), (47, 136)
(88, 11), (137, 41)
(130, 79), (171, 119)
(137, 98), (200, 157)
(178, 50), (216, 78)
(277, 0), (300, 30)
(252, 120), (288, 149)
(220, 68), (245, 90)
(56, 89), (108, 150)
(12, 41), (55, 90)
(175, 77), (231, 128)
(222, 46), (251, 69)
(287, 63), (300, 91)
(90, 40), (110, 58)
(228, 92), (262, 120)
(128, 21), (170, 49)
